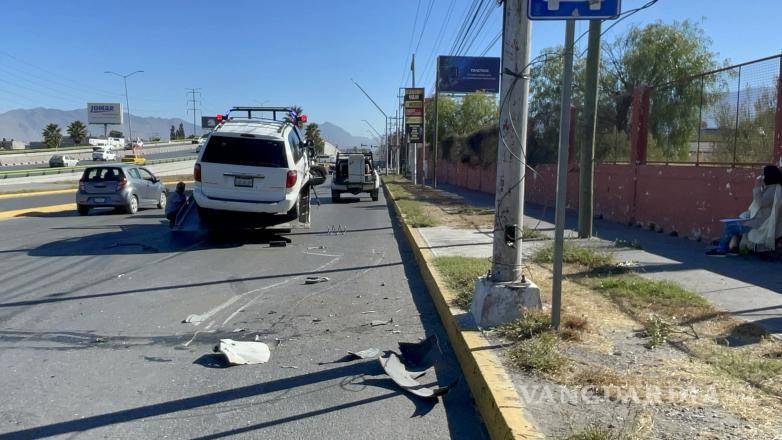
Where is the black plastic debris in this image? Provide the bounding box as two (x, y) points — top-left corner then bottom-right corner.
(399, 335), (439, 368)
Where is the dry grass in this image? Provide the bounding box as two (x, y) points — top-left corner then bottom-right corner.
(507, 331), (566, 374)
(534, 241), (615, 269)
(561, 315), (590, 341)
(431, 256), (490, 309)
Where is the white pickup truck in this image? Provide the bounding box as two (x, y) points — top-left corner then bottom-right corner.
(330, 152), (379, 202)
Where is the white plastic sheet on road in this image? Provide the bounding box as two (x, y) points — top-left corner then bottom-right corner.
(216, 339), (271, 365)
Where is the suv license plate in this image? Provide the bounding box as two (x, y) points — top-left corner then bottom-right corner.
(234, 177), (254, 188)
(94, 198), (106, 203)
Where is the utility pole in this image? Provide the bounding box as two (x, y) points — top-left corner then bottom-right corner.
(578, 20), (602, 238)
(552, 20), (577, 330)
(471, 0), (540, 328)
(433, 56), (440, 188)
(104, 70), (143, 142)
(411, 54), (417, 185)
(490, 0), (532, 283)
(186, 88), (202, 138)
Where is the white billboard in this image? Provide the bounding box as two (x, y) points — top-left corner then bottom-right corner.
(87, 103), (123, 125)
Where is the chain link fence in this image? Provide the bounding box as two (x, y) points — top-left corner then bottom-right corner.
(647, 55), (780, 165)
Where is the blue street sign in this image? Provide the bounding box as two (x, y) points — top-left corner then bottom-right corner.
(528, 0), (621, 20)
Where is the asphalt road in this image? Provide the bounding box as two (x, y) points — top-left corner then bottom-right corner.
(0, 147), (197, 172)
(0, 182), (487, 439)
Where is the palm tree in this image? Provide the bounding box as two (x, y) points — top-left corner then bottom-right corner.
(67, 120), (88, 145)
(42, 123), (63, 150)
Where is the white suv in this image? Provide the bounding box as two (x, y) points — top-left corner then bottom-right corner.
(192, 107), (322, 229)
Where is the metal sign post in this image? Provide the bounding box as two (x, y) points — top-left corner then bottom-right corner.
(528, 0), (622, 329)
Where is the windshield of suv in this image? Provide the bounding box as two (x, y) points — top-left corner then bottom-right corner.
(201, 136), (287, 168)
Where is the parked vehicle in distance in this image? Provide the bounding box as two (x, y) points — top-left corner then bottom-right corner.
(196, 134), (209, 153)
(92, 146), (117, 161)
(76, 164), (167, 215)
(331, 152), (379, 202)
(192, 106), (325, 229)
(49, 154), (79, 167)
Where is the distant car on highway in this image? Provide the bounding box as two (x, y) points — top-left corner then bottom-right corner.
(92, 146), (117, 161)
(49, 155), (79, 168)
(192, 106), (325, 229)
(76, 164), (167, 215)
(196, 134), (209, 153)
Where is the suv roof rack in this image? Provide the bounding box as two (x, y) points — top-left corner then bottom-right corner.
(227, 106), (294, 122)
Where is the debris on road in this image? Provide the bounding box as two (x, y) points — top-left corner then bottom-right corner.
(269, 240), (287, 248)
(307, 245), (326, 250)
(347, 348), (380, 360)
(380, 352), (454, 399)
(361, 310), (376, 314)
(368, 318), (393, 327)
(106, 242), (159, 252)
(399, 335), (439, 368)
(214, 339), (270, 365)
(281, 365), (299, 369)
(312, 318), (322, 323)
(182, 314), (204, 324)
(93, 337), (107, 344)
(231, 328), (245, 333)
(305, 276), (330, 284)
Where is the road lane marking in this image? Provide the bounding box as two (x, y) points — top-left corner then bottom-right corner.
(0, 203), (75, 219)
(0, 189), (75, 199)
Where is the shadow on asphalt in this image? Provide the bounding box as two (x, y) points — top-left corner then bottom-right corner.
(17, 207), (121, 218)
(0, 358), (452, 439)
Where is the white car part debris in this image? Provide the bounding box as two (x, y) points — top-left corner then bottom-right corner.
(379, 352), (454, 399)
(305, 276), (330, 284)
(215, 339), (270, 365)
(183, 314), (204, 324)
(369, 318), (393, 327)
(347, 348), (380, 359)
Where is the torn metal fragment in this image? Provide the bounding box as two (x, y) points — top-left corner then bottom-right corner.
(369, 318), (393, 327)
(379, 352), (454, 399)
(215, 339), (270, 365)
(305, 276), (330, 284)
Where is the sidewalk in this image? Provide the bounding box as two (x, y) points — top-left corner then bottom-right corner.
(419, 183), (782, 337)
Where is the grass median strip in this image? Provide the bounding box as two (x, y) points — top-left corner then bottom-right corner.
(431, 256), (490, 309)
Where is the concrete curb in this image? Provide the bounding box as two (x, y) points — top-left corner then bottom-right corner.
(382, 180), (543, 440)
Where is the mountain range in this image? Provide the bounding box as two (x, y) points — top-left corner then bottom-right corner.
(0, 107), (375, 148)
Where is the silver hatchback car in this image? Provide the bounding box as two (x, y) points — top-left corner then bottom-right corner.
(76, 164), (168, 215)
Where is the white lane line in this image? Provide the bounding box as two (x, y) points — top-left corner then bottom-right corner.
(220, 279), (291, 326)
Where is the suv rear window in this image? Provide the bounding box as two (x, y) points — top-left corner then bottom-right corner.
(201, 136), (288, 168)
(83, 167), (124, 181)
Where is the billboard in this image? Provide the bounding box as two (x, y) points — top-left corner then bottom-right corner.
(404, 88), (425, 143)
(87, 103), (123, 125)
(437, 56), (501, 93)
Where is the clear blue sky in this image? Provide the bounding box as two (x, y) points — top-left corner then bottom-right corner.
(0, 0), (779, 138)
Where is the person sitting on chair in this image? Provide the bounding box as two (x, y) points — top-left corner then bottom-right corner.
(165, 182), (187, 227)
(707, 165), (782, 256)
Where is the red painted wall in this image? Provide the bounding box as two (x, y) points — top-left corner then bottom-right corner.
(433, 159), (760, 240)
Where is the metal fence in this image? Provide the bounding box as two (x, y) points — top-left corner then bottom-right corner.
(646, 54), (780, 165)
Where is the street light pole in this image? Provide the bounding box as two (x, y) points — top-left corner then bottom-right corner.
(351, 79), (388, 175)
(105, 70), (143, 142)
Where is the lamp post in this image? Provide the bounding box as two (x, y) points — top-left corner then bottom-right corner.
(104, 70), (143, 143)
(362, 119), (384, 159)
(351, 79), (388, 175)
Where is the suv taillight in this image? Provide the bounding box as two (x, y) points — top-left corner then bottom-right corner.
(286, 170), (297, 188)
(194, 163), (201, 182)
(78, 179), (86, 192)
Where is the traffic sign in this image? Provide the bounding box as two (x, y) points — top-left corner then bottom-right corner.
(528, 0), (621, 20)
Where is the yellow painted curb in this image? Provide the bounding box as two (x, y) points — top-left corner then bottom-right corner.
(383, 180), (544, 440)
(0, 203), (76, 219)
(0, 189), (75, 199)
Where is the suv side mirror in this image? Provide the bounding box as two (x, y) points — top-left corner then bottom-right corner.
(309, 165), (327, 186)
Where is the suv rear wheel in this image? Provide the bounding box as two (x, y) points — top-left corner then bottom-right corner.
(331, 190), (341, 203)
(77, 205), (90, 216)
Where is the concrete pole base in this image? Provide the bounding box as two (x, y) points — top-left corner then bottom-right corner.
(470, 276), (542, 328)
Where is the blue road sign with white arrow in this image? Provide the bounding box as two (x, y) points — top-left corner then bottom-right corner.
(528, 0), (622, 20)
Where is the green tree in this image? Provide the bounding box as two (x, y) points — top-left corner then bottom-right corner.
(170, 125), (176, 140)
(458, 92), (498, 135)
(109, 130), (124, 138)
(176, 123), (185, 139)
(425, 95), (459, 146)
(66, 120), (88, 145)
(604, 19), (720, 160)
(42, 123), (63, 150)
(304, 122), (326, 154)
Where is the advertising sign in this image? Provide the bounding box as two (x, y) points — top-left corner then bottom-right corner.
(528, 0), (621, 20)
(404, 88), (425, 143)
(87, 103), (123, 125)
(437, 56), (501, 93)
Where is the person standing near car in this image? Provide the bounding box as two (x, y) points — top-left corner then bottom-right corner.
(166, 182), (187, 226)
